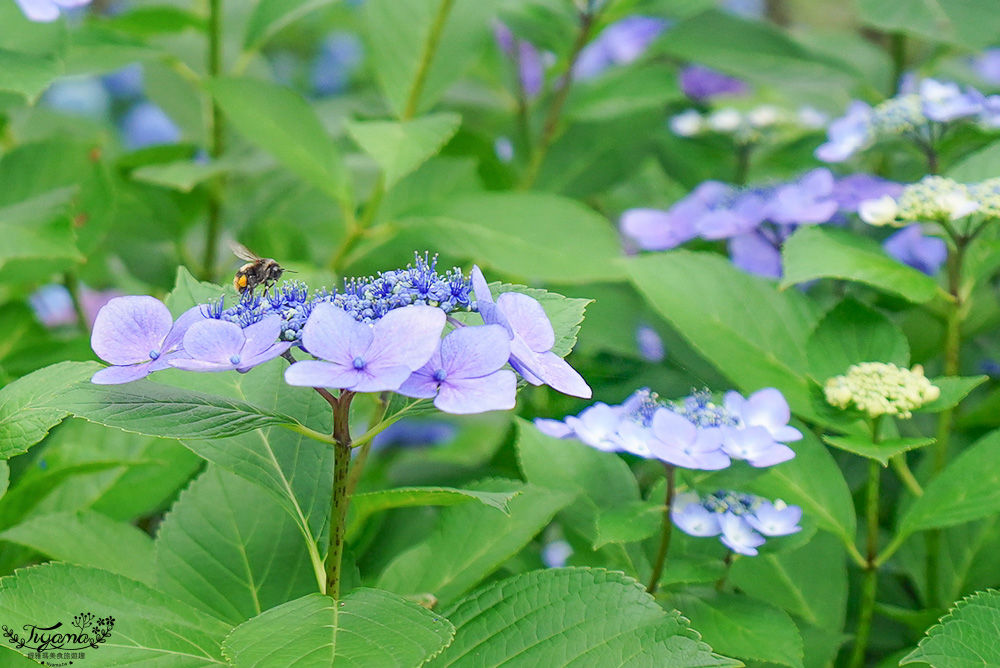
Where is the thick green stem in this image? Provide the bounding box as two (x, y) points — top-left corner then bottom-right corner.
(715, 551), (735, 591)
(519, 10), (595, 189)
(326, 391), (355, 599)
(891, 455), (923, 497)
(889, 32), (906, 96)
(402, 0), (455, 120)
(63, 272), (89, 331)
(201, 0), (225, 282)
(733, 142), (753, 186)
(646, 464), (675, 594)
(848, 459), (882, 668)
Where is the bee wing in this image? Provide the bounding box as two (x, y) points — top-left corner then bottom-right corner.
(229, 241), (261, 262)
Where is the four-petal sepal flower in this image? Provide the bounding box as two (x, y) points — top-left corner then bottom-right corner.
(170, 315), (291, 373)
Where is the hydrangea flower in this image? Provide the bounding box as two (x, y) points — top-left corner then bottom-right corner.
(169, 316), (291, 373)
(102, 63), (144, 100)
(672, 490), (802, 556)
(285, 303), (445, 393)
(814, 101), (873, 162)
(859, 176), (979, 227)
(883, 225), (947, 275)
(574, 16), (669, 80)
(312, 32), (364, 96)
(471, 266), (591, 399)
(825, 362), (940, 419)
(90, 296), (204, 384)
(635, 324), (665, 362)
(397, 325), (516, 414)
(678, 65), (748, 101)
(720, 389), (800, 467)
(44, 76), (110, 119)
(121, 101), (181, 150)
(15, 0), (91, 22)
(646, 409), (730, 470)
(495, 23), (545, 98)
(973, 49), (1000, 85)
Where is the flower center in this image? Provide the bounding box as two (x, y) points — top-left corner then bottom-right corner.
(353, 356), (366, 370)
(149, 350), (160, 360)
(230, 354), (241, 365)
(433, 368), (447, 383)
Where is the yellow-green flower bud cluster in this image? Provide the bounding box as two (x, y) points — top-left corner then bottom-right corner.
(824, 362), (941, 419)
(896, 176), (978, 222)
(968, 178), (1000, 218)
(871, 95), (924, 135)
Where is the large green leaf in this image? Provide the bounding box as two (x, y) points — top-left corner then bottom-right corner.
(0, 361), (100, 460)
(806, 298), (910, 382)
(155, 465), (318, 625)
(857, 0), (1000, 50)
(401, 192), (626, 283)
(626, 251), (821, 421)
(902, 589), (1000, 667)
(377, 479), (572, 606)
(427, 568), (740, 667)
(0, 188), (83, 275)
(346, 113), (461, 189)
(207, 76), (351, 205)
(782, 225), (941, 304)
(0, 510), (154, 585)
(0, 48), (59, 101)
(365, 0), (499, 117)
(671, 592), (804, 668)
(243, 0), (340, 50)
(0, 563), (231, 665)
(221, 591), (454, 666)
(899, 429), (1000, 536)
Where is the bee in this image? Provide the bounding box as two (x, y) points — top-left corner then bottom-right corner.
(230, 242), (288, 296)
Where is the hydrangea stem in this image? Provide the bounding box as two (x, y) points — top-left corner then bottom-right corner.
(403, 0), (455, 120)
(63, 271), (88, 332)
(201, 0), (225, 282)
(327, 390), (355, 599)
(848, 457), (882, 668)
(646, 463), (676, 594)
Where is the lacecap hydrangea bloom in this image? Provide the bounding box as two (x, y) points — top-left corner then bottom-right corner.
(859, 176), (979, 227)
(672, 490), (802, 556)
(535, 387), (800, 469)
(824, 362), (940, 419)
(90, 254), (590, 415)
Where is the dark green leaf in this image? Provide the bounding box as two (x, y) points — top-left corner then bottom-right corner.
(806, 298), (909, 382)
(823, 435), (934, 466)
(593, 500), (664, 549)
(244, 0), (340, 50)
(902, 589), (1000, 666)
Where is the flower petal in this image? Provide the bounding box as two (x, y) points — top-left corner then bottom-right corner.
(91, 296), (173, 365)
(434, 370), (517, 414)
(240, 315), (284, 359)
(439, 325), (511, 378)
(349, 364), (415, 393)
(367, 305), (445, 371)
(534, 418), (573, 439)
(160, 305), (207, 353)
(285, 359), (360, 388)
(15, 0), (60, 21)
(497, 292), (554, 352)
(91, 363), (152, 385)
(182, 319), (245, 364)
(169, 358), (235, 372)
(302, 303), (372, 363)
(238, 341), (292, 372)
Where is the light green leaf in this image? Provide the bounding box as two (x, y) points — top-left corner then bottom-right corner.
(671, 591), (804, 668)
(806, 298), (909, 382)
(0, 49), (60, 101)
(163, 266), (231, 318)
(948, 140), (1000, 182)
(208, 76), (351, 205)
(823, 435), (934, 466)
(132, 159), (231, 192)
(366, 0), (499, 117)
(0, 361), (100, 460)
(857, 0), (999, 50)
(244, 0), (340, 51)
(346, 113), (461, 189)
(593, 499), (664, 549)
(0, 188), (84, 274)
(902, 589), (1000, 667)
(782, 225), (941, 303)
(627, 250), (821, 421)
(900, 430), (1000, 536)
(377, 479), (573, 607)
(221, 591), (454, 666)
(348, 486), (519, 540)
(403, 192), (627, 283)
(919, 375), (988, 413)
(567, 64), (682, 122)
(0, 510), (155, 585)
(428, 568), (740, 667)
(155, 465), (317, 625)
(0, 563), (230, 665)
(104, 6), (206, 36)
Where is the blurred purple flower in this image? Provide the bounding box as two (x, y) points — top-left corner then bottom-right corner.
(679, 65), (748, 101)
(973, 49), (1000, 85)
(920, 79), (982, 122)
(397, 325), (516, 414)
(620, 208), (696, 251)
(719, 512), (767, 555)
(646, 409), (730, 470)
(744, 501), (803, 536)
(574, 16), (669, 80)
(541, 539), (573, 568)
(90, 296), (203, 384)
(766, 168), (838, 224)
(720, 0), (766, 19)
(170, 316), (291, 373)
(121, 101), (181, 150)
(636, 324), (665, 362)
(815, 100), (873, 162)
(15, 0), (91, 21)
(495, 23), (544, 98)
(672, 490), (802, 556)
(312, 32), (364, 96)
(471, 266), (591, 398)
(830, 174), (903, 211)
(671, 493), (722, 536)
(728, 232), (782, 279)
(30, 284), (121, 329)
(102, 63), (144, 100)
(371, 419), (457, 451)
(285, 302), (445, 392)
(883, 225), (947, 275)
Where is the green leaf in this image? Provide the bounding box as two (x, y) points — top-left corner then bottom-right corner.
(0, 188), (84, 274)
(104, 6), (206, 36)
(163, 266), (231, 318)
(377, 479), (573, 607)
(823, 435), (934, 466)
(45, 375), (316, 441)
(348, 486), (519, 541)
(0, 510), (155, 585)
(0, 646), (41, 666)
(221, 591), (454, 666)
(857, 0), (999, 50)
(919, 375), (988, 413)
(0, 361), (100, 460)
(948, 140), (1000, 182)
(806, 298), (910, 382)
(0, 48), (59, 101)
(207, 76), (351, 205)
(0, 563), (230, 665)
(782, 225), (941, 304)
(626, 250), (821, 421)
(671, 591), (804, 668)
(132, 159), (231, 192)
(155, 465), (318, 625)
(366, 0), (499, 117)
(567, 64), (682, 122)
(346, 113), (461, 189)
(244, 0), (340, 50)
(902, 589), (1000, 667)
(403, 192), (627, 283)
(427, 568), (740, 667)
(594, 499), (664, 549)
(900, 430), (1000, 536)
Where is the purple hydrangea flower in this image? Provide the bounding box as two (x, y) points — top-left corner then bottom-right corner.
(636, 324), (665, 362)
(671, 493), (722, 536)
(678, 65), (749, 101)
(102, 63), (144, 100)
(15, 0), (91, 21)
(619, 208), (697, 251)
(646, 409), (731, 470)
(920, 79), (982, 122)
(765, 168), (838, 224)
(815, 100), (873, 162)
(90, 296), (203, 384)
(973, 49), (1000, 85)
(744, 500), (803, 536)
(495, 23), (545, 98)
(574, 16), (669, 80)
(728, 232), (782, 279)
(672, 490), (802, 556)
(830, 174), (903, 211)
(284, 302), (445, 392)
(719, 512), (767, 555)
(312, 32), (364, 96)
(371, 419), (457, 451)
(169, 316), (291, 373)
(471, 266), (591, 399)
(397, 325), (516, 414)
(883, 225), (947, 275)
(44, 76), (110, 119)
(720, 388), (800, 467)
(121, 101), (181, 150)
